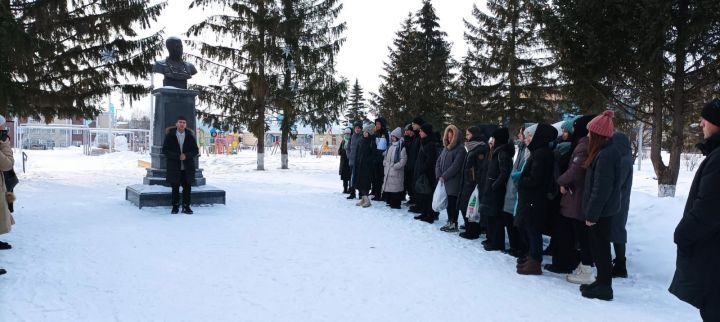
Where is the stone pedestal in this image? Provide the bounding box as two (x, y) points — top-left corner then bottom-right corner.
(126, 87), (225, 208)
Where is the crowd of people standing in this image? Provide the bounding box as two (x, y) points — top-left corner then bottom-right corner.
(338, 112), (635, 301)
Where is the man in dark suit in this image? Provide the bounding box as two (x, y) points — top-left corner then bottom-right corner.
(162, 116), (199, 214)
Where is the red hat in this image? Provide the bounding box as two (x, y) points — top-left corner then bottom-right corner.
(587, 110), (615, 137)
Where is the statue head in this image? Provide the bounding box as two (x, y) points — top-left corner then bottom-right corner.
(166, 37), (183, 60)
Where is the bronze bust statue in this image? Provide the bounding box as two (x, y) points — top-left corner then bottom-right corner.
(153, 37), (198, 89)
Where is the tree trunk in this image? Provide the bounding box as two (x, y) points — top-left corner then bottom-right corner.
(659, 0), (690, 198)
(281, 115), (290, 169)
(649, 64), (670, 196)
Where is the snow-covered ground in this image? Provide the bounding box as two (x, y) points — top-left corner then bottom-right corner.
(0, 147), (701, 321)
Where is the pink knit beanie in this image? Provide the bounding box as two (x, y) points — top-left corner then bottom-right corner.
(587, 110), (615, 137)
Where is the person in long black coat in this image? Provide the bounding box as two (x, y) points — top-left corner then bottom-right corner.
(413, 124), (439, 223)
(354, 125), (377, 207)
(371, 117), (390, 200)
(610, 132), (633, 279)
(404, 124), (419, 205)
(338, 128), (352, 193)
(482, 128), (515, 250)
(581, 111), (622, 301)
(162, 116), (199, 214)
(457, 127), (489, 240)
(516, 123), (558, 275)
(670, 99), (720, 321)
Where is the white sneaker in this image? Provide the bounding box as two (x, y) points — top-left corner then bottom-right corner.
(566, 264), (595, 284)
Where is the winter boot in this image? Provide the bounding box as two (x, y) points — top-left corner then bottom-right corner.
(420, 213), (436, 224)
(0, 268), (6, 275)
(182, 205), (194, 215)
(171, 205), (180, 214)
(347, 190), (357, 200)
(440, 222), (459, 232)
(361, 196), (372, 208)
(459, 223), (481, 240)
(612, 258), (628, 278)
(517, 259), (542, 275)
(579, 280), (599, 292)
(408, 206), (421, 214)
(0, 241), (11, 250)
(544, 264), (575, 274)
(567, 264), (595, 285)
(356, 197), (364, 206)
(581, 284), (613, 301)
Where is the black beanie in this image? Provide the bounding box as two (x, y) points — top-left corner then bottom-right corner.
(491, 128), (510, 146)
(701, 98), (720, 127)
(573, 115), (596, 141)
(420, 123), (433, 136)
(412, 116), (425, 126)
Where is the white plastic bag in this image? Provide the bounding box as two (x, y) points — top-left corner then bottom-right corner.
(466, 189), (480, 223)
(432, 181), (448, 212)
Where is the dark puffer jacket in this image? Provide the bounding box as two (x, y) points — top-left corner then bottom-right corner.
(582, 136), (623, 223)
(516, 123), (558, 229)
(480, 142), (515, 216)
(669, 133), (720, 309)
(338, 140), (352, 181)
(414, 135), (439, 195)
(557, 137), (589, 221)
(354, 135), (376, 191)
(610, 132), (633, 243)
(457, 141), (489, 213)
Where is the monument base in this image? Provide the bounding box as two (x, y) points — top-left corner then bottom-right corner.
(126, 184), (226, 208)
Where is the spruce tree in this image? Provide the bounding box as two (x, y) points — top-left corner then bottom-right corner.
(0, 0), (166, 119)
(276, 0), (346, 169)
(464, 0), (559, 127)
(539, 0), (720, 197)
(376, 2), (454, 129)
(345, 79), (367, 123)
(415, 0), (454, 127)
(187, 0), (282, 170)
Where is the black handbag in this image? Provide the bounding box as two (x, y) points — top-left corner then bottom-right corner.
(4, 169), (18, 191)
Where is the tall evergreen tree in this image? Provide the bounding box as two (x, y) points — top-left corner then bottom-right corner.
(376, 14), (421, 127)
(345, 79), (367, 123)
(0, 0), (166, 119)
(375, 1), (454, 128)
(415, 0), (454, 127)
(276, 0), (346, 169)
(451, 54), (487, 129)
(464, 0), (559, 127)
(540, 0), (720, 197)
(187, 0), (282, 170)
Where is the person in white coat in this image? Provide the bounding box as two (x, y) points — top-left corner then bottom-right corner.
(382, 127), (407, 209)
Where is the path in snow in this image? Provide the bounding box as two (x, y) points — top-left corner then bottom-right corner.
(0, 148), (700, 321)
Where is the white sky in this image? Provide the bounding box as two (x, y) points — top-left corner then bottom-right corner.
(119, 0), (483, 119)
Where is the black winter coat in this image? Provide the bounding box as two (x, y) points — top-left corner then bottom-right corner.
(162, 127), (199, 185)
(405, 134), (421, 174)
(670, 133), (720, 309)
(516, 124), (558, 229)
(457, 142), (489, 212)
(480, 142), (515, 216)
(582, 137), (623, 223)
(354, 136), (376, 191)
(338, 140), (352, 181)
(610, 133), (633, 243)
(413, 135), (439, 195)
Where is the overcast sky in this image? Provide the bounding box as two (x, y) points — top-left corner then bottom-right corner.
(119, 0), (483, 119)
